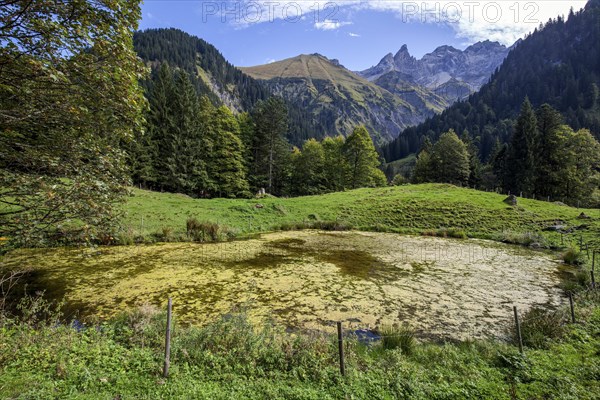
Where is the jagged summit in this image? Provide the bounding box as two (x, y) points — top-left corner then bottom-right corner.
(359, 40), (511, 102)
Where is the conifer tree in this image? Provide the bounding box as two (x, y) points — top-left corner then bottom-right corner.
(507, 98), (538, 195)
(249, 97), (290, 195)
(534, 104), (564, 197)
(206, 105), (250, 198)
(460, 130), (483, 188)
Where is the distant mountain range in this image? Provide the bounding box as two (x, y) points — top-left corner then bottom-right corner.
(132, 31), (513, 144)
(359, 41), (512, 104)
(240, 54), (436, 143)
(241, 41), (511, 142)
(382, 0), (600, 163)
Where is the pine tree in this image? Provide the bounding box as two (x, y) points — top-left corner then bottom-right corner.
(534, 104), (564, 197)
(250, 97), (290, 195)
(165, 70), (209, 195)
(507, 98), (538, 195)
(147, 63), (176, 191)
(460, 130), (483, 188)
(206, 105), (250, 198)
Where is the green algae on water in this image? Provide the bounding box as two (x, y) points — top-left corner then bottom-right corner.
(1, 231), (565, 340)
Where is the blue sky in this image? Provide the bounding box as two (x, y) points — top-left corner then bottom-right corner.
(140, 1), (585, 71)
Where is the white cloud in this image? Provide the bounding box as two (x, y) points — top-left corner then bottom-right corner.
(353, 1), (587, 45)
(314, 19), (352, 31)
(349, 32), (361, 37)
(226, 1), (585, 45)
(265, 58), (276, 64)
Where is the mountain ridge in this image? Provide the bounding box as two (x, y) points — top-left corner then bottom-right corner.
(241, 53), (434, 143)
(240, 53), (446, 143)
(359, 40), (512, 104)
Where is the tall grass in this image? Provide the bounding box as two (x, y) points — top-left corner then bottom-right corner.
(186, 217), (236, 242)
(378, 324), (415, 354)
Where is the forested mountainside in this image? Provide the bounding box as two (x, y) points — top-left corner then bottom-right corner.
(382, 0), (600, 163)
(133, 28), (325, 144)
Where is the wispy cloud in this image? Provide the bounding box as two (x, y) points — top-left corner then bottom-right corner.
(348, 32), (361, 37)
(227, 1), (584, 45)
(314, 19), (352, 31)
(352, 1), (586, 45)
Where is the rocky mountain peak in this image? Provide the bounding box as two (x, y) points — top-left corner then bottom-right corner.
(359, 40), (512, 103)
(393, 44), (413, 60)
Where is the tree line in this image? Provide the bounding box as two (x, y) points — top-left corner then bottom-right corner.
(410, 99), (600, 205)
(128, 64), (386, 198)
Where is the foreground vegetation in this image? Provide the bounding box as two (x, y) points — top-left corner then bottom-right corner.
(120, 183), (600, 250)
(1, 289), (599, 399)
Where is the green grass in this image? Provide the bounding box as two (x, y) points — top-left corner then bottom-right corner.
(3, 183), (600, 398)
(122, 183), (600, 250)
(1, 291), (599, 399)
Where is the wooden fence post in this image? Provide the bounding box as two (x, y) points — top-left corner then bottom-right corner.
(591, 270), (596, 290)
(513, 306), (523, 354)
(337, 322), (345, 376)
(163, 297), (172, 378)
(568, 293), (575, 324)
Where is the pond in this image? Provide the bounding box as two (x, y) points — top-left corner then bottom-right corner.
(1, 231), (567, 340)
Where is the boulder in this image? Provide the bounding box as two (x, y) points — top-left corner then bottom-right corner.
(503, 195), (518, 206)
(577, 212), (591, 219)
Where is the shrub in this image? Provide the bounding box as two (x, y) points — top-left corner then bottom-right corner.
(378, 324), (415, 355)
(109, 304), (165, 348)
(151, 226), (175, 242)
(496, 230), (547, 247)
(562, 248), (584, 266)
(186, 218), (236, 242)
(422, 228), (467, 239)
(511, 307), (566, 349)
(115, 229), (135, 245)
(391, 174), (408, 186)
(313, 220), (353, 231)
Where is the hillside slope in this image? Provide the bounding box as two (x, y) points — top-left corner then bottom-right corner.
(122, 184), (600, 249)
(133, 28), (325, 144)
(240, 54), (432, 143)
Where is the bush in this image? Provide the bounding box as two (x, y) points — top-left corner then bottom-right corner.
(378, 324), (415, 355)
(496, 230), (547, 247)
(391, 174), (408, 186)
(109, 304), (165, 348)
(186, 218), (236, 242)
(276, 220), (353, 232)
(512, 307), (566, 349)
(421, 228), (467, 239)
(115, 229), (135, 246)
(313, 220), (353, 231)
(562, 248), (584, 266)
(151, 226), (174, 242)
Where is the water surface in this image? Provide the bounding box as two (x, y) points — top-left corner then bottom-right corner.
(2, 231), (566, 339)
